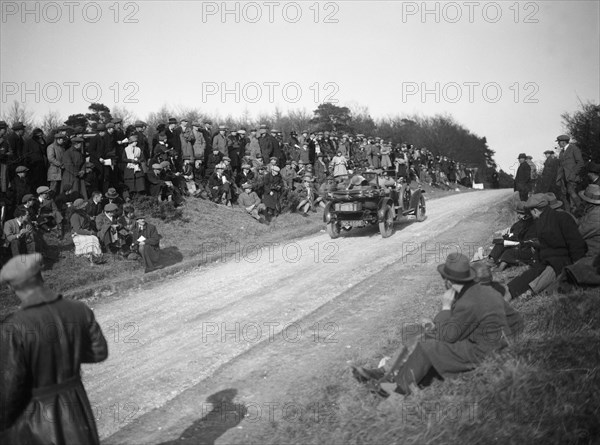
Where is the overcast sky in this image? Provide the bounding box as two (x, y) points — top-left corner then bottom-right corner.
(1, 1), (598, 172)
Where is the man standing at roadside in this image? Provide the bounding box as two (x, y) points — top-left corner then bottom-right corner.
(0, 253), (108, 444)
(514, 153), (531, 201)
(556, 134), (584, 213)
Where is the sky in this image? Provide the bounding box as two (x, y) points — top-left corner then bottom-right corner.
(1, 0), (599, 172)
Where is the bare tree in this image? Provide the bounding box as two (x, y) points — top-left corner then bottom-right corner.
(40, 110), (63, 135)
(111, 105), (138, 128)
(0, 101), (35, 132)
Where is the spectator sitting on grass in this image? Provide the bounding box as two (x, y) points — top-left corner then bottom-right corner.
(34, 186), (63, 236)
(238, 182), (266, 223)
(105, 188), (125, 211)
(131, 213), (163, 273)
(561, 184), (600, 288)
(507, 194), (586, 300)
(86, 191), (104, 219)
(95, 203), (121, 253)
(280, 160), (296, 190)
(4, 207), (36, 256)
(69, 198), (104, 264)
(146, 163), (172, 202)
(351, 253), (523, 398)
(236, 163), (255, 189)
(487, 193), (538, 271)
(208, 163), (232, 207)
(296, 175), (322, 215)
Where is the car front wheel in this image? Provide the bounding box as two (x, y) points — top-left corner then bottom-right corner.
(416, 196), (427, 222)
(379, 205), (394, 238)
(326, 221), (341, 239)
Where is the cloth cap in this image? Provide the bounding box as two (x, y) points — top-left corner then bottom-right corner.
(36, 186), (50, 194)
(12, 122), (25, 131)
(21, 194), (34, 203)
(152, 163), (162, 170)
(73, 198), (87, 209)
(0, 253), (43, 286)
(16, 166), (29, 173)
(242, 182), (252, 189)
(543, 150), (554, 155)
(106, 123), (115, 129)
(128, 135), (138, 143)
(556, 134), (570, 142)
(436, 252), (476, 283)
(96, 124), (106, 131)
(72, 136), (84, 143)
(134, 120), (145, 127)
(159, 161), (171, 168)
(104, 203), (119, 212)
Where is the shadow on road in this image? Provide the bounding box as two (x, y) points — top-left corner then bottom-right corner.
(156, 389), (247, 445)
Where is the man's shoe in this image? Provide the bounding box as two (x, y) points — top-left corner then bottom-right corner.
(144, 267), (155, 274)
(351, 366), (386, 383)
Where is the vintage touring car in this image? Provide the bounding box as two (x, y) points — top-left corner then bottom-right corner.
(323, 171), (426, 239)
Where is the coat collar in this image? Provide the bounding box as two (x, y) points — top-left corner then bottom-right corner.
(20, 288), (61, 309)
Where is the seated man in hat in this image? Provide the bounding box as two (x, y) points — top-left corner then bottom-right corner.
(4, 207), (36, 256)
(561, 184), (600, 288)
(34, 186), (63, 235)
(146, 163), (174, 202)
(586, 161), (600, 186)
(85, 191), (104, 220)
(95, 203), (122, 253)
(296, 175), (323, 215)
(0, 253), (108, 445)
(351, 252), (523, 397)
(208, 163), (232, 206)
(205, 148), (223, 179)
(238, 182), (266, 223)
(131, 213), (163, 273)
(488, 192), (538, 271)
(280, 160), (297, 190)
(262, 165), (283, 220)
(507, 194), (587, 299)
(105, 187), (125, 210)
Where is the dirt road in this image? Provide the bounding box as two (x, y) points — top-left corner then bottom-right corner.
(85, 189), (511, 444)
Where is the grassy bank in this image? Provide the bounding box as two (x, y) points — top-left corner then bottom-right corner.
(243, 197), (600, 445)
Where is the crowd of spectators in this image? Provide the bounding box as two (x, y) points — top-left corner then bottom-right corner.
(0, 118), (472, 268)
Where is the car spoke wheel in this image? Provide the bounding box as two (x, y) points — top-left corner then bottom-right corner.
(416, 196), (427, 221)
(379, 205), (394, 238)
(327, 221), (341, 239)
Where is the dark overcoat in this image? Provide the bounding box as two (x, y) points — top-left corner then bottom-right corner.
(262, 173), (283, 210)
(420, 282), (523, 377)
(0, 292), (108, 444)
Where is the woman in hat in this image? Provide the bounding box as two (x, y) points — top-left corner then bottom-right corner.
(69, 198), (104, 264)
(62, 136), (88, 198)
(123, 135), (146, 197)
(380, 143), (392, 170)
(330, 151), (348, 178)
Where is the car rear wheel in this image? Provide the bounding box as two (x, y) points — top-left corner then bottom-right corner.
(326, 221), (341, 239)
(379, 205), (394, 238)
(416, 196), (427, 221)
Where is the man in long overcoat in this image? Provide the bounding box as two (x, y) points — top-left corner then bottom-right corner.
(514, 153), (531, 201)
(556, 134), (584, 212)
(262, 165), (283, 221)
(536, 149), (560, 194)
(0, 253), (108, 445)
(352, 253), (523, 396)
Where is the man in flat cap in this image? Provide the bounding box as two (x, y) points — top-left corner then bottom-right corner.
(507, 193), (586, 299)
(213, 126), (228, 157)
(536, 149), (560, 195)
(352, 252), (523, 397)
(46, 132), (66, 194)
(0, 253), (108, 444)
(10, 166), (32, 207)
(131, 213), (163, 273)
(556, 134), (584, 213)
(238, 182), (267, 223)
(95, 202), (121, 252)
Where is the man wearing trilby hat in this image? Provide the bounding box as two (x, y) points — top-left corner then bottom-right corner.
(0, 253), (108, 444)
(536, 148), (560, 195)
(514, 153), (532, 201)
(351, 252), (523, 397)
